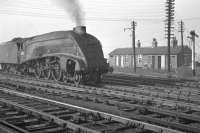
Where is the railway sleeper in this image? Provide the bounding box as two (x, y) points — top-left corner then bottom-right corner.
(0, 95), (148, 133)
(0, 88), (184, 133)
(0, 74), (198, 132)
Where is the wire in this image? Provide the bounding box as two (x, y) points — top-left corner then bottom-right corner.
(0, 5), (165, 17)
(182, 18), (200, 21)
(0, 7), (165, 22)
(0, 12), (166, 22)
(0, 0), (166, 21)
(2, 1), (200, 23)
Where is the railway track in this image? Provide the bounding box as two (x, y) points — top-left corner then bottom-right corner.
(1, 71), (200, 92)
(0, 87), (181, 133)
(103, 73), (177, 86)
(0, 75), (200, 132)
(103, 84), (200, 108)
(1, 73), (200, 111)
(103, 73), (200, 88)
(103, 73), (200, 106)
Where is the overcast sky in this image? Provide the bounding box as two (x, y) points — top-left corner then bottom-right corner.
(0, 0), (200, 58)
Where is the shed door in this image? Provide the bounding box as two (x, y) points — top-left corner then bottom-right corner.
(158, 56), (161, 69)
(152, 56), (155, 69)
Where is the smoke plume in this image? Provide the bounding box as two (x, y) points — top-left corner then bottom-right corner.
(52, 0), (85, 26)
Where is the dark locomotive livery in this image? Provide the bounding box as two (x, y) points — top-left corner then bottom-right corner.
(0, 26), (109, 85)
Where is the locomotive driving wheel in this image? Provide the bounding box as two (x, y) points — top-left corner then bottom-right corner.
(51, 62), (62, 81)
(92, 72), (101, 84)
(34, 62), (42, 79)
(2, 64), (9, 73)
(62, 72), (69, 83)
(42, 66), (51, 80)
(73, 71), (82, 86)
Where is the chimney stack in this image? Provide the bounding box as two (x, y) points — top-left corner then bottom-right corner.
(137, 40), (141, 48)
(152, 38), (158, 48)
(73, 26), (86, 34)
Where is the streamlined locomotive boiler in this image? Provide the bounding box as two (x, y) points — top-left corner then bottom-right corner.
(0, 26), (109, 85)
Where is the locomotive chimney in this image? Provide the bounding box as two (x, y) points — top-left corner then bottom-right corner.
(73, 26), (86, 34)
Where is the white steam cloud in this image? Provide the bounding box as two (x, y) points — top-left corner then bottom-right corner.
(51, 0), (85, 26)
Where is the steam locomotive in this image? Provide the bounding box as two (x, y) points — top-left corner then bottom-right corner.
(0, 26), (109, 85)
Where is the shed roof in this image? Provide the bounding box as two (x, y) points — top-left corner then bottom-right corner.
(109, 46), (191, 56)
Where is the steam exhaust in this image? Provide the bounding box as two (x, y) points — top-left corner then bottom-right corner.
(51, 0), (85, 26)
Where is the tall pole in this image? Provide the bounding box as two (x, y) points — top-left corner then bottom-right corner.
(167, 13), (171, 73)
(132, 21), (136, 72)
(180, 21), (184, 49)
(124, 20), (137, 72)
(165, 0), (175, 72)
(178, 20), (185, 65)
(190, 30), (199, 76)
(192, 34), (195, 76)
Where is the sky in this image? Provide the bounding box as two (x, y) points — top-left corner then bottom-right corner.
(0, 0), (200, 58)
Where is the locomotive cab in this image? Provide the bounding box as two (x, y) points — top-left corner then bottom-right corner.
(13, 38), (25, 64)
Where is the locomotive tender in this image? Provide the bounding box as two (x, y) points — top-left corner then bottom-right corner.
(0, 26), (109, 85)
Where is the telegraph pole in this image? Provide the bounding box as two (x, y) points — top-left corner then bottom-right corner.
(165, 0), (175, 73)
(132, 21), (136, 72)
(178, 20), (185, 65)
(124, 20), (137, 72)
(188, 30), (199, 76)
(179, 21), (184, 49)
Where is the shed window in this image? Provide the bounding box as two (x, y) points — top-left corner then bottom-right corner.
(138, 54), (142, 64)
(121, 55), (124, 67)
(124, 55), (128, 65)
(115, 55), (119, 66)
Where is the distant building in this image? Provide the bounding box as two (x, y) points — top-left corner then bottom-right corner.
(109, 46), (192, 70)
